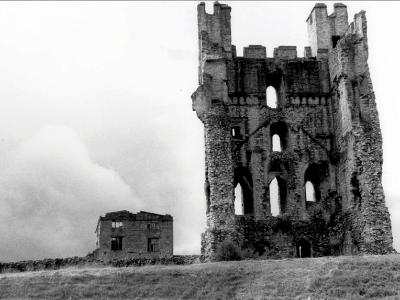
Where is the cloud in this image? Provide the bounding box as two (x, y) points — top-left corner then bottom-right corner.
(0, 125), (140, 262)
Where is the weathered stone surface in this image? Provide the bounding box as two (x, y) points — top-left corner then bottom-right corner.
(95, 210), (173, 262)
(192, 2), (393, 261)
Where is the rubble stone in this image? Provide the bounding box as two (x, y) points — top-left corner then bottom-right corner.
(192, 2), (393, 261)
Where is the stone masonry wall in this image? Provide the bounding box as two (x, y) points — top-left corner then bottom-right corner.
(328, 11), (393, 254)
(96, 211), (173, 262)
(192, 2), (393, 261)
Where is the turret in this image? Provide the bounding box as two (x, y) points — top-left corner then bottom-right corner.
(306, 3), (349, 57)
(193, 3), (236, 260)
(307, 3), (330, 57)
(197, 2), (232, 84)
(330, 3), (348, 36)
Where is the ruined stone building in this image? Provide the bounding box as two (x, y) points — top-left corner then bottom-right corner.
(95, 210), (173, 261)
(191, 2), (393, 260)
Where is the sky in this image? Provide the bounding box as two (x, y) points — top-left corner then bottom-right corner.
(0, 1), (399, 262)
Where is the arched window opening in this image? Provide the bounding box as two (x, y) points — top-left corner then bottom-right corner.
(269, 178), (280, 216)
(270, 122), (288, 151)
(305, 181), (316, 202)
(272, 134), (281, 152)
(234, 184), (243, 215)
(304, 162), (329, 203)
(266, 86), (278, 108)
(296, 239), (311, 258)
(234, 167), (254, 215)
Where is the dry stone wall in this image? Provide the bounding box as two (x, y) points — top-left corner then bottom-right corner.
(0, 255), (200, 274)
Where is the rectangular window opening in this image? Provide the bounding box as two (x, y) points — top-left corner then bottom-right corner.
(232, 126), (241, 138)
(111, 237), (123, 251)
(147, 238), (160, 252)
(147, 222), (160, 230)
(112, 221), (123, 229)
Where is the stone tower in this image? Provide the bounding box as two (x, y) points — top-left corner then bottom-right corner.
(191, 2), (393, 260)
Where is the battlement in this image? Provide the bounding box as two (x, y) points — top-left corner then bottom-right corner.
(198, 2), (353, 61)
(243, 45), (266, 59)
(239, 45), (321, 61)
(241, 45), (302, 60)
(273, 46), (297, 59)
(198, 1), (230, 14)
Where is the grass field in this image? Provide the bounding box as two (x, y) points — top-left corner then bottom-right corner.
(1, 254), (400, 299)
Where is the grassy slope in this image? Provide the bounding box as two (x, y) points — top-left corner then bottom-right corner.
(1, 255), (400, 299)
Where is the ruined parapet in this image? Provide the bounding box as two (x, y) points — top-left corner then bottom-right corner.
(192, 2), (393, 261)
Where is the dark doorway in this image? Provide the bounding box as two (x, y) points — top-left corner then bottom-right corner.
(111, 237), (123, 251)
(332, 35), (341, 48)
(254, 240), (270, 256)
(296, 238), (311, 258)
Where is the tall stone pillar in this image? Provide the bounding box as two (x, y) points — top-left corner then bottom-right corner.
(192, 2), (236, 260)
(328, 11), (393, 254)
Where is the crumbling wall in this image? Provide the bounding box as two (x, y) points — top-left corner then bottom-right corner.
(328, 11), (393, 254)
(192, 3), (237, 260)
(192, 2), (393, 261)
(96, 211), (173, 262)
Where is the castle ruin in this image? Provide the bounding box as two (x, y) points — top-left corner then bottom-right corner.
(95, 211), (173, 262)
(191, 2), (393, 260)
